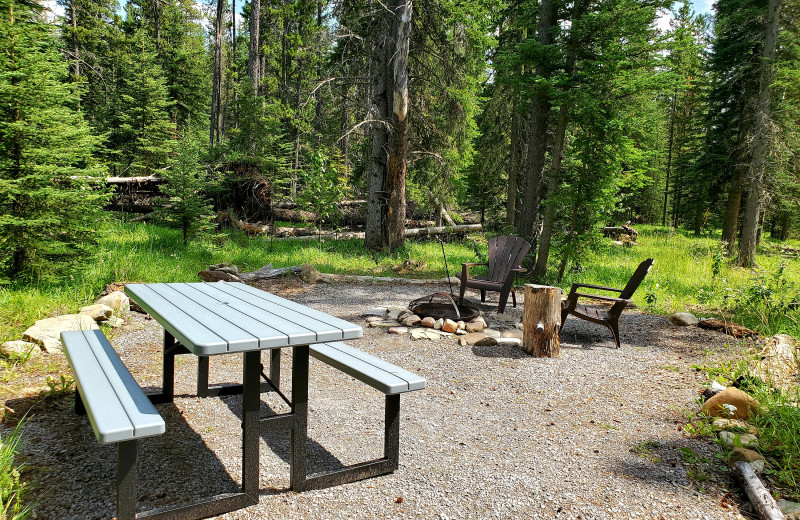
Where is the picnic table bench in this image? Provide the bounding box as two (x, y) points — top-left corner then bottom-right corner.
(60, 329), (165, 520)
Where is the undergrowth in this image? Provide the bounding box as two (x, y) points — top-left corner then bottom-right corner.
(1, 419), (32, 519)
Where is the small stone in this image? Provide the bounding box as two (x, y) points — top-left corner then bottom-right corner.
(455, 329), (467, 335)
(457, 332), (487, 346)
(669, 312), (699, 326)
(421, 317), (435, 328)
(501, 329), (523, 339)
(457, 321), (466, 330)
(497, 337), (522, 347)
(300, 264), (321, 283)
(363, 307), (388, 317)
(397, 310), (412, 322)
(474, 335), (498, 347)
(79, 304), (114, 322)
(387, 309), (402, 321)
(95, 291), (130, 313)
(434, 318), (444, 330)
(368, 320), (396, 328)
(411, 329), (429, 340)
(728, 447), (766, 474)
(365, 316), (383, 323)
(442, 319), (458, 333)
(388, 327), (408, 335)
(777, 499), (800, 520)
(0, 341), (41, 360)
(719, 431), (759, 449)
(402, 315), (422, 327)
(701, 387), (761, 420)
(713, 418), (757, 434)
(465, 321), (485, 333)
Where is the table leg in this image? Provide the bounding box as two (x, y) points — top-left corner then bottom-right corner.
(270, 348), (281, 388)
(290, 345), (309, 491)
(241, 351), (261, 499)
(197, 356), (210, 397)
(163, 330), (175, 402)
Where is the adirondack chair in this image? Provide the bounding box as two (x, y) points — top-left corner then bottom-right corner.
(458, 236), (531, 313)
(561, 258), (654, 348)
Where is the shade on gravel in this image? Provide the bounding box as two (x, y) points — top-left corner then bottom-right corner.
(9, 281), (748, 520)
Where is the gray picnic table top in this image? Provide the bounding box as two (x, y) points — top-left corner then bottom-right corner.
(125, 281), (363, 355)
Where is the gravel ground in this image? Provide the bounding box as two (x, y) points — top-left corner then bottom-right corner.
(9, 280), (751, 520)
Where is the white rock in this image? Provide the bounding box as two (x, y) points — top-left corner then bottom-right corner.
(497, 337), (522, 347)
(669, 312), (699, 326)
(95, 291), (130, 313)
(388, 327), (408, 335)
(719, 431), (759, 449)
(363, 307), (388, 316)
(0, 340), (41, 359)
(79, 304), (114, 321)
(23, 314), (98, 352)
(434, 318), (444, 330)
(387, 309), (402, 321)
(710, 381), (727, 393)
(778, 499), (800, 520)
(484, 328), (501, 339)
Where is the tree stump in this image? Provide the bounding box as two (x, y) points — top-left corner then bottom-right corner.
(523, 284), (562, 357)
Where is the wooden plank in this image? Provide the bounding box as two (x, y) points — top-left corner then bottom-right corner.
(83, 330), (165, 439)
(213, 282), (363, 340)
(125, 284), (232, 355)
(186, 283), (318, 347)
(61, 331), (135, 443)
(311, 343), (426, 394)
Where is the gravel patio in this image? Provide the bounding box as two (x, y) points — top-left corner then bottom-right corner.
(10, 280), (750, 520)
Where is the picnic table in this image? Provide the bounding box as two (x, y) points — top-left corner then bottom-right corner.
(61, 281), (425, 520)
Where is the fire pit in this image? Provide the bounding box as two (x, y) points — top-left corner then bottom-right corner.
(409, 292), (480, 322)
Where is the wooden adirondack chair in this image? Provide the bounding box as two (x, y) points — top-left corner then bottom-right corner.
(458, 236), (531, 313)
(561, 258), (654, 348)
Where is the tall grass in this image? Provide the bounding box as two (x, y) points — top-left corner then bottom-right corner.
(0, 420), (32, 520)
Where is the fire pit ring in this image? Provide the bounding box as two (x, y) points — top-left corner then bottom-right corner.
(409, 292), (480, 322)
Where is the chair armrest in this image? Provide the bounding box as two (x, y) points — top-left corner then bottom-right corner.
(569, 282), (623, 294)
(461, 262), (488, 268)
(572, 292), (632, 304)
(461, 262), (488, 280)
(510, 267), (527, 273)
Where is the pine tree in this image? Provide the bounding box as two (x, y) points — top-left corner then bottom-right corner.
(0, 0), (108, 276)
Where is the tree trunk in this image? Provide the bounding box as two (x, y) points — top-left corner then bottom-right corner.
(721, 174), (743, 255)
(516, 0), (558, 251)
(506, 26), (526, 228)
(210, 0), (225, 147)
(663, 89), (678, 226)
(365, 0), (411, 251)
(779, 212), (791, 241)
(522, 284), (561, 357)
(248, 0), (261, 93)
(739, 0), (781, 267)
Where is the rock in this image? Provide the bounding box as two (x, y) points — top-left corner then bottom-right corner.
(701, 387), (761, 420)
(368, 320), (396, 328)
(497, 337), (522, 347)
(79, 304), (114, 322)
(41, 338), (66, 355)
(402, 315), (422, 327)
(387, 309), (402, 321)
(465, 320), (486, 333)
(411, 329), (441, 341)
(484, 328), (501, 339)
(442, 319), (458, 333)
(669, 312), (699, 326)
(23, 314), (99, 353)
(363, 307), (388, 317)
(434, 318), (444, 330)
(421, 317), (435, 328)
(300, 264), (321, 283)
(106, 316), (125, 328)
(728, 448), (765, 474)
(457, 332), (496, 347)
(388, 327), (408, 335)
(94, 291), (130, 313)
(397, 310), (412, 322)
(515, 322), (523, 330)
(365, 316), (384, 323)
(474, 335), (498, 347)
(457, 321), (466, 330)
(0, 341), (41, 360)
(501, 329), (523, 340)
(455, 329), (467, 335)
(778, 499), (800, 520)
(719, 431), (759, 449)
(714, 418), (757, 434)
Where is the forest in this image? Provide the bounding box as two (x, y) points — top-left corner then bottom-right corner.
(0, 0), (798, 281)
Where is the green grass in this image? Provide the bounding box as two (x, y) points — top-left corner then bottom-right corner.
(0, 419), (32, 520)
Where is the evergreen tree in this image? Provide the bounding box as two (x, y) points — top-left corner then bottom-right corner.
(0, 0), (108, 276)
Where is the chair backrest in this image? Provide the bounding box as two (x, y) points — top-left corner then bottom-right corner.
(619, 258), (655, 300)
(487, 236), (531, 282)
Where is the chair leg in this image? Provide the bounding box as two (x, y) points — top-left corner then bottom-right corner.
(480, 290), (485, 303)
(511, 289), (517, 308)
(608, 320), (621, 349)
(498, 287), (511, 314)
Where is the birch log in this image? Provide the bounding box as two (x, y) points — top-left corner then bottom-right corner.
(522, 284), (562, 357)
(733, 461), (785, 520)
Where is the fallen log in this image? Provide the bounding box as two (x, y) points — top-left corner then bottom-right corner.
(198, 263), (301, 282)
(733, 461), (785, 520)
(106, 176), (165, 184)
(267, 224), (482, 242)
(698, 318), (758, 339)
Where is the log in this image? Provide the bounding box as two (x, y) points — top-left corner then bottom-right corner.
(733, 461), (785, 520)
(522, 284), (562, 357)
(106, 176), (165, 184)
(266, 224), (482, 241)
(198, 263), (301, 282)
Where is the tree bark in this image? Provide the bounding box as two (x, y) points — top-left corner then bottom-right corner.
(522, 284), (561, 357)
(210, 0), (225, 147)
(721, 172), (743, 255)
(248, 0), (261, 93)
(739, 0), (782, 267)
(516, 0), (558, 251)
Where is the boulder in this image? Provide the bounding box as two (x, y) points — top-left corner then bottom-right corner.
(669, 312), (699, 326)
(363, 307), (388, 317)
(719, 431), (758, 449)
(300, 264), (321, 283)
(421, 317), (436, 328)
(95, 291), (130, 313)
(701, 387), (761, 420)
(402, 315), (422, 327)
(434, 318), (444, 330)
(79, 304), (114, 322)
(442, 319), (459, 333)
(778, 500), (800, 520)
(497, 337), (522, 347)
(0, 341), (41, 359)
(23, 314), (99, 353)
(388, 327), (408, 335)
(728, 447), (765, 474)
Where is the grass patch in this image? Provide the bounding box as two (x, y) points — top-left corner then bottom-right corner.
(1, 419), (32, 520)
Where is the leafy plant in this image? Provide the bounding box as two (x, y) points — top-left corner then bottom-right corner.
(44, 374), (74, 398)
(1, 419), (33, 520)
